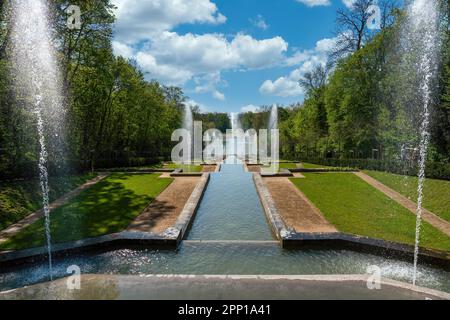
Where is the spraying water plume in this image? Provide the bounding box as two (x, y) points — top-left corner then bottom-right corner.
(401, 0), (442, 286)
(10, 0), (67, 280)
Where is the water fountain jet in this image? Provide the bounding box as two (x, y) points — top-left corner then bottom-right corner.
(9, 0), (67, 280)
(401, 0), (442, 286)
(269, 104), (278, 131)
(183, 104), (194, 167)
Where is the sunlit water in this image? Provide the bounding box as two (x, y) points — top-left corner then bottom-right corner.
(187, 164), (273, 240)
(1, 242), (449, 293)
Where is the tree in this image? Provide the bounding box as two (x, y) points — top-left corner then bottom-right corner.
(331, 0), (399, 63)
(299, 65), (327, 95)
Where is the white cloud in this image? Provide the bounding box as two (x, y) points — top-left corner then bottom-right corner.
(111, 0), (292, 100)
(260, 35), (338, 97)
(241, 104), (260, 113)
(136, 51), (193, 85)
(315, 37), (336, 52)
(185, 99), (210, 113)
(250, 15), (269, 30)
(112, 0), (227, 43)
(284, 51), (311, 67)
(212, 91), (226, 101)
(112, 41), (134, 59)
(260, 77), (304, 97)
(117, 32), (288, 88)
(194, 73), (226, 100)
(342, 0), (357, 9)
(296, 0), (356, 9)
(295, 0), (331, 7)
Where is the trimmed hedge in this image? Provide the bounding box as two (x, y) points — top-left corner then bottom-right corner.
(300, 158), (450, 181)
(0, 156), (167, 181)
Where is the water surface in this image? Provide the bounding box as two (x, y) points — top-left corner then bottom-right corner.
(1, 242), (449, 293)
(187, 164), (273, 240)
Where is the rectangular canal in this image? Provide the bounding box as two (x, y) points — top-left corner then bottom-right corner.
(187, 163), (273, 241)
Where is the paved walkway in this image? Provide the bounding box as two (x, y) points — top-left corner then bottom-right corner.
(127, 177), (200, 234)
(3, 274), (447, 300)
(201, 165), (218, 172)
(354, 172), (450, 237)
(263, 177), (337, 233)
(247, 165), (261, 173)
(0, 174), (109, 244)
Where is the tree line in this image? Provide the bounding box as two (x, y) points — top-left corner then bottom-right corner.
(0, 0), (202, 178)
(241, 0), (450, 168)
(0, 0), (448, 180)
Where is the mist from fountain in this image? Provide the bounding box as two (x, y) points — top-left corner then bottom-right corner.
(401, 0), (442, 286)
(9, 0), (68, 280)
(230, 112), (241, 131)
(227, 113), (243, 164)
(183, 104), (194, 166)
(269, 104), (278, 131)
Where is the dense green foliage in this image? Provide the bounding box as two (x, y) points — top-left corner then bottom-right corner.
(291, 174), (450, 252)
(0, 0), (448, 179)
(194, 111), (231, 133)
(0, 1), (188, 178)
(0, 173), (173, 250)
(241, 4), (449, 172)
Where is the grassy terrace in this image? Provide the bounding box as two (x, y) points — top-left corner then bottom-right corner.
(365, 170), (450, 223)
(301, 163), (332, 169)
(163, 163), (202, 172)
(278, 163), (299, 170)
(0, 173), (96, 230)
(290, 173), (450, 252)
(0, 173), (173, 251)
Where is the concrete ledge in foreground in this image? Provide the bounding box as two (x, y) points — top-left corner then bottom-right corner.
(1, 274), (448, 300)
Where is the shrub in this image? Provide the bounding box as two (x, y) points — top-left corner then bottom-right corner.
(300, 158), (450, 180)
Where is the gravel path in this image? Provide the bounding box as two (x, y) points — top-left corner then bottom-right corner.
(127, 177), (200, 234)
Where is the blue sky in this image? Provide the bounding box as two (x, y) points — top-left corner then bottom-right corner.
(111, 0), (357, 113)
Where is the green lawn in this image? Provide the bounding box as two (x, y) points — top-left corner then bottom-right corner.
(301, 163), (332, 169)
(0, 173), (173, 251)
(365, 170), (450, 223)
(278, 163), (299, 170)
(0, 173), (96, 230)
(164, 163), (202, 172)
(290, 173), (450, 252)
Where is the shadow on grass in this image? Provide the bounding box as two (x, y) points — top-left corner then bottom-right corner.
(0, 174), (95, 230)
(128, 199), (177, 231)
(0, 174), (172, 251)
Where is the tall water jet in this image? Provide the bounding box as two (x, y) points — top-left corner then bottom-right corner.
(266, 105), (279, 171)
(227, 113), (243, 163)
(183, 104), (193, 165)
(230, 112), (241, 131)
(9, 0), (67, 280)
(269, 104), (278, 131)
(401, 0), (442, 286)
